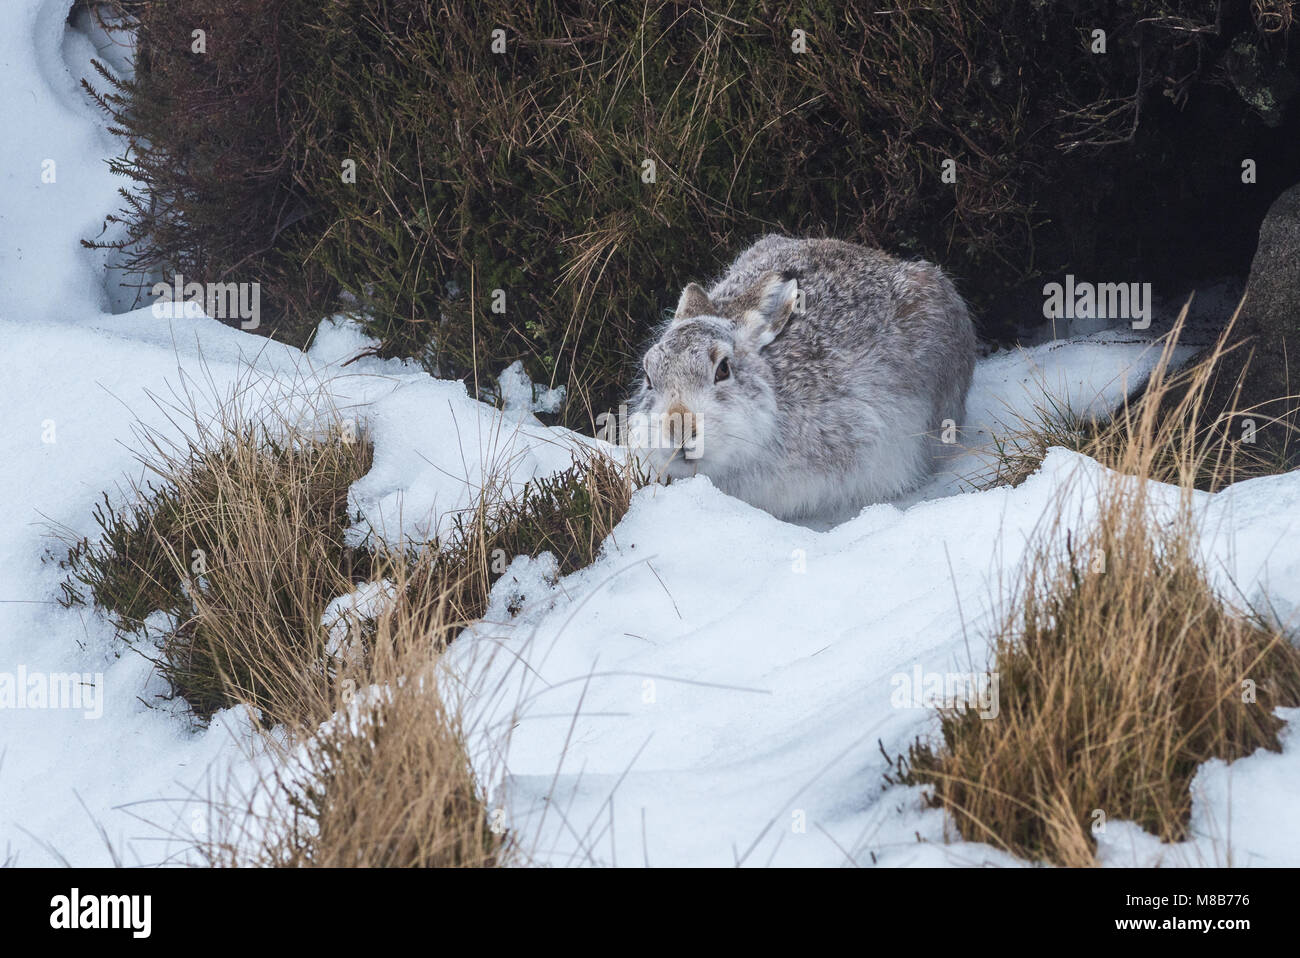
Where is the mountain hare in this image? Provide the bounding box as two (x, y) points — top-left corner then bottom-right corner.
(630, 235), (976, 521)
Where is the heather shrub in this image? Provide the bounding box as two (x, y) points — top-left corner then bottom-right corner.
(84, 0), (1300, 424)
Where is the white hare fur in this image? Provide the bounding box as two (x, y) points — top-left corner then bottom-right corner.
(630, 234), (977, 521)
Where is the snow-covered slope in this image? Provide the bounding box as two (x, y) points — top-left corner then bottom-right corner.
(446, 449), (1300, 867)
(2, 0), (1297, 868)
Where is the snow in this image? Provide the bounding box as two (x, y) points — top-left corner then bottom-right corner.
(322, 579), (395, 665)
(1, 0), (1298, 868)
(444, 447), (1300, 867)
(497, 359), (567, 420)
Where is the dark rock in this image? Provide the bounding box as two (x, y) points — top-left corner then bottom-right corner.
(1239, 182), (1300, 354)
(1197, 181), (1300, 470)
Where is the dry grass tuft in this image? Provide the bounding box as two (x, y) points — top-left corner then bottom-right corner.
(978, 300), (1300, 492)
(901, 301), (1300, 866)
(58, 369), (642, 866)
(201, 553), (509, 867)
(61, 398), (372, 725)
(397, 450), (646, 634)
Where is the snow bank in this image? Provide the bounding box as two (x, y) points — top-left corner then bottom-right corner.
(0, 302), (605, 864)
(445, 448), (1300, 867)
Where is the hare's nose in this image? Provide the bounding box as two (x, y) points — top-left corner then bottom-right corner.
(666, 402), (696, 445)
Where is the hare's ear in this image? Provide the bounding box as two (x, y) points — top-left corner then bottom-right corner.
(674, 282), (712, 322)
(741, 273), (799, 349)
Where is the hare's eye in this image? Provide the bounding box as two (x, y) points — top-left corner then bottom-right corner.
(714, 357), (731, 383)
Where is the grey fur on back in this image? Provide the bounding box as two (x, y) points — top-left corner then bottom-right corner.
(631, 234), (977, 521)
